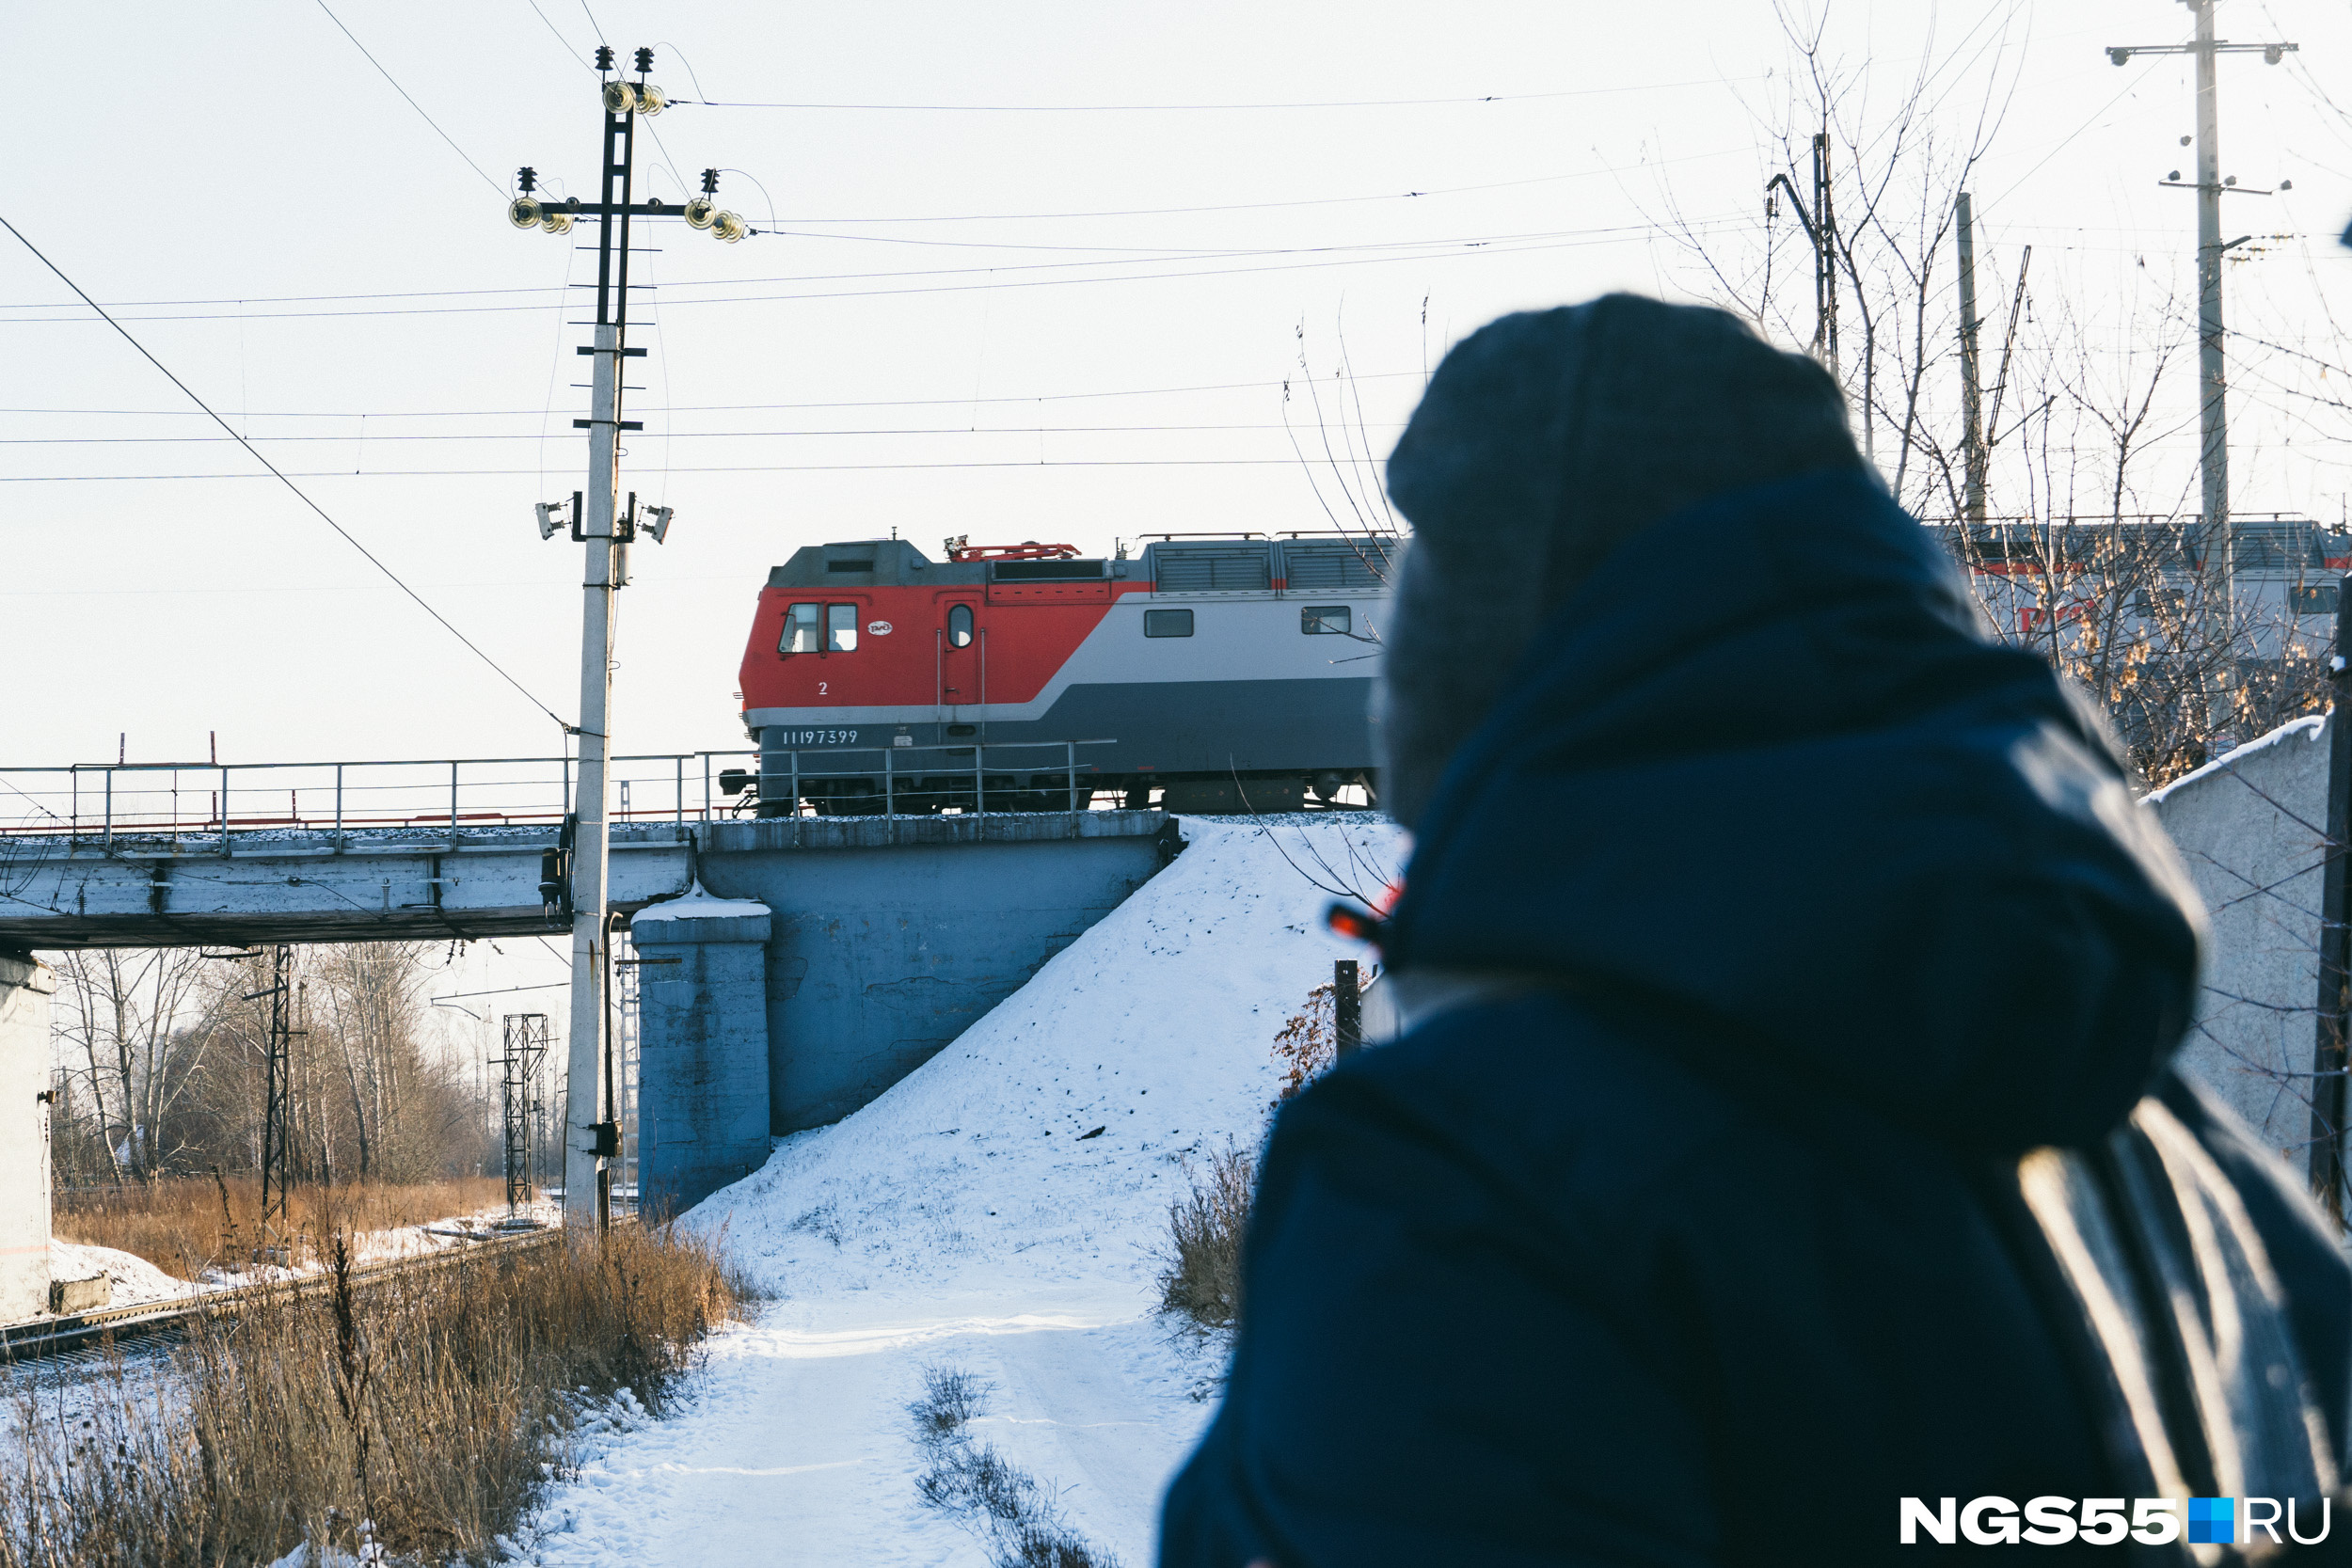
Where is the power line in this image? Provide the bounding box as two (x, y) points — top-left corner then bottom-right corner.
(0, 212), (570, 729)
(0, 458), (1364, 483)
(0, 368), (1438, 420)
(310, 0), (504, 197)
(0, 420), (1406, 446)
(676, 74), (1761, 113)
(0, 222), (1713, 324)
(526, 0), (593, 71)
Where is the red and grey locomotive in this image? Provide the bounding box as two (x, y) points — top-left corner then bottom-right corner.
(733, 534), (1393, 813)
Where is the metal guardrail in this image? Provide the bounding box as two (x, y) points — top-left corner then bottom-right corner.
(0, 752), (754, 845)
(0, 1225), (564, 1363)
(755, 738), (1116, 816)
(0, 739), (1121, 846)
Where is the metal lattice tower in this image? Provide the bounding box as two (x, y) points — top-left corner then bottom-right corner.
(256, 943), (297, 1243)
(498, 1014), (550, 1217)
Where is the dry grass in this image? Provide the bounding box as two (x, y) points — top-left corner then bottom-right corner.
(907, 1364), (1120, 1568)
(1156, 1141), (1255, 1331)
(0, 1220), (739, 1567)
(53, 1174), (509, 1278)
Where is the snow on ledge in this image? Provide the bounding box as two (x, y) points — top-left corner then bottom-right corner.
(2142, 712), (2328, 807)
(631, 879), (771, 923)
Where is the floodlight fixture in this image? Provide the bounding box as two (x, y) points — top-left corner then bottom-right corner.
(2109, 47), (2131, 66)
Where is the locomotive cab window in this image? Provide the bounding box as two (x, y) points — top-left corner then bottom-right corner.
(827, 604), (859, 653)
(780, 602), (821, 655)
(947, 604), (975, 648)
(1301, 605), (1351, 636)
(1144, 609), (1194, 638)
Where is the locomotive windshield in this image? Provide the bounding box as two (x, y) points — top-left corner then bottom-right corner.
(780, 603), (820, 654)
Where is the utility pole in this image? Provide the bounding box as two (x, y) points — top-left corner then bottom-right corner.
(510, 45), (735, 1231)
(1765, 131), (1841, 387)
(2106, 7), (2298, 641)
(1956, 191), (1986, 526)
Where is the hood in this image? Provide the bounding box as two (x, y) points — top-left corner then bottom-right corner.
(1382, 469), (2205, 1150)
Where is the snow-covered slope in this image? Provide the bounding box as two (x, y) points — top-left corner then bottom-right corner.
(690, 813), (1402, 1316)
(527, 815), (1402, 1567)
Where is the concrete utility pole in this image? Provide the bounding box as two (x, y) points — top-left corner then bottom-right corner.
(2106, 6), (2298, 631)
(509, 45), (739, 1231)
(1956, 191), (1986, 526)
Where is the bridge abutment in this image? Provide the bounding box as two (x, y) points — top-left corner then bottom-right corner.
(630, 893), (775, 1215)
(0, 951), (55, 1322)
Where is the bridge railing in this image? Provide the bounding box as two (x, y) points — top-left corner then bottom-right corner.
(0, 740), (1125, 846)
(0, 752), (756, 846)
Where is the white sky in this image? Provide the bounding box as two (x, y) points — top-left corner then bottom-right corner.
(10, 2), (2352, 1012)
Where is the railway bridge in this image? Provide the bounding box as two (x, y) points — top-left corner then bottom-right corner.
(0, 747), (1179, 1314)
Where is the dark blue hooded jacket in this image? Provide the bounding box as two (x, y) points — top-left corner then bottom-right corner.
(1158, 470), (2351, 1565)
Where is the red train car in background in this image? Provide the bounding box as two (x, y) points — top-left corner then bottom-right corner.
(733, 534), (1395, 814)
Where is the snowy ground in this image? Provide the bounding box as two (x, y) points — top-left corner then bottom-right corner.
(32, 1199), (563, 1309)
(524, 814), (1403, 1567)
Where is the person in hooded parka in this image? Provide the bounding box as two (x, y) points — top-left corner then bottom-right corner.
(1158, 294), (2352, 1567)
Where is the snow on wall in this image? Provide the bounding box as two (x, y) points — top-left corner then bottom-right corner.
(0, 953), (54, 1323)
(2146, 714), (2334, 1161)
(684, 815), (1405, 1310)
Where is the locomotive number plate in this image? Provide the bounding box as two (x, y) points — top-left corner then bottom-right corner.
(777, 729), (861, 746)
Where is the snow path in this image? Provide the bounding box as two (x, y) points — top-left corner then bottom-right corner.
(532, 1299), (1220, 1567)
(526, 816), (1403, 1565)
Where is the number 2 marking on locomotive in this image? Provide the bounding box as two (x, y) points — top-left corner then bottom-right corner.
(818, 682), (828, 695)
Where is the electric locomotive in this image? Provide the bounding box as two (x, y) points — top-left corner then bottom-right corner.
(733, 534), (1395, 814)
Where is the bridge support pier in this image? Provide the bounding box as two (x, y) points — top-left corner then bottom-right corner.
(629, 893), (774, 1216)
(1, 951), (55, 1322)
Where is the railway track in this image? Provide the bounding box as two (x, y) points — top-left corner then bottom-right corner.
(0, 1225), (563, 1366)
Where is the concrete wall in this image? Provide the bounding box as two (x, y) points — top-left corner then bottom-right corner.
(2146, 715), (2331, 1162)
(690, 813), (1169, 1132)
(0, 950), (55, 1323)
(630, 897), (774, 1214)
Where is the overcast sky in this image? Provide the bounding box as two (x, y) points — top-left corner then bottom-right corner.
(9, 0), (2350, 1031)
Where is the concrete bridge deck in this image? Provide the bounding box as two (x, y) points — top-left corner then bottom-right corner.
(0, 810), (1170, 948)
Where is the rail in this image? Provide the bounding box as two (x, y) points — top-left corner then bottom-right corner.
(0, 739), (1117, 846)
(0, 1225), (564, 1363)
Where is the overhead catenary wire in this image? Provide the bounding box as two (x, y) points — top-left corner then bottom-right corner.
(0, 213), (570, 730)
(673, 75), (1764, 113)
(0, 221), (1722, 325)
(0, 368), (1438, 420)
(310, 0), (505, 198)
(0, 459), (1373, 481)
